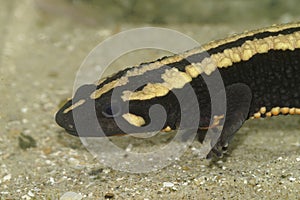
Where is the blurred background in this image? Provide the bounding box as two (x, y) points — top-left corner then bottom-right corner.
(34, 0), (300, 25)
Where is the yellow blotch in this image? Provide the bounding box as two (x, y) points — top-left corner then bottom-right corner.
(280, 107), (290, 114)
(122, 113), (145, 127)
(212, 115), (224, 126)
(199, 57), (212, 72)
(223, 48), (233, 58)
(95, 77), (107, 86)
(241, 48), (253, 61)
(263, 37), (275, 49)
(199, 57), (217, 75)
(260, 107), (266, 114)
(188, 30), (300, 72)
(203, 63), (216, 75)
(232, 52), (241, 63)
(289, 108), (296, 115)
(265, 112), (272, 117)
(63, 99), (86, 114)
(274, 41), (291, 50)
(185, 65), (200, 78)
(126, 62), (161, 77)
(255, 42), (269, 53)
(253, 112), (261, 118)
(218, 57), (233, 68)
(160, 55), (183, 65)
(162, 68), (192, 89)
(90, 80), (118, 99)
(296, 39), (300, 48)
(121, 68), (193, 101)
(161, 126), (172, 132)
(271, 107), (280, 116)
(121, 83), (169, 101)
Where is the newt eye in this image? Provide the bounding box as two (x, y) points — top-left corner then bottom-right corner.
(102, 102), (122, 118)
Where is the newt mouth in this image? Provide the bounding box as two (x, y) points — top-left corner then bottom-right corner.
(63, 127), (79, 136)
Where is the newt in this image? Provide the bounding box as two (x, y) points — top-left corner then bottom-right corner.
(55, 23), (300, 158)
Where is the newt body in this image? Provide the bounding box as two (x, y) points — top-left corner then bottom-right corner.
(55, 23), (300, 157)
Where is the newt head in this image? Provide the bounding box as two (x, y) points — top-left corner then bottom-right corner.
(54, 64), (200, 137)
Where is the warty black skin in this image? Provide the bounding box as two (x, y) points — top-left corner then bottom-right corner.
(56, 24), (300, 158)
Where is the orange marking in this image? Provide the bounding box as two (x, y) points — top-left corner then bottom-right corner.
(253, 112), (261, 118)
(161, 126), (172, 132)
(289, 108), (296, 115)
(280, 107), (289, 114)
(252, 106), (300, 118)
(260, 107), (266, 114)
(265, 112), (272, 117)
(271, 107), (280, 116)
(199, 115), (224, 130)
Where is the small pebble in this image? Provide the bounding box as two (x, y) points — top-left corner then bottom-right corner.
(49, 177), (55, 185)
(21, 194), (31, 200)
(277, 157), (283, 161)
(163, 182), (174, 187)
(3, 174), (11, 182)
(104, 192), (114, 199)
(103, 169), (111, 174)
(21, 107), (28, 113)
(289, 177), (296, 182)
(68, 157), (80, 165)
(60, 191), (83, 200)
(27, 190), (34, 197)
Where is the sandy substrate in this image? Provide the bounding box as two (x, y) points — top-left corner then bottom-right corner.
(0, 0), (300, 199)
